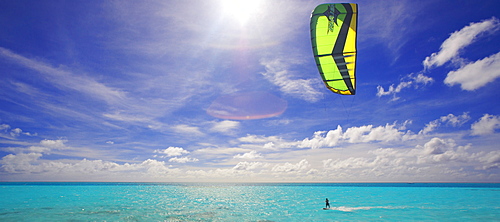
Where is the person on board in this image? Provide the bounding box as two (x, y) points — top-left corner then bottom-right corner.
(325, 198), (330, 208)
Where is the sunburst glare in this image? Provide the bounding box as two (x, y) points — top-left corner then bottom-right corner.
(219, 0), (263, 25)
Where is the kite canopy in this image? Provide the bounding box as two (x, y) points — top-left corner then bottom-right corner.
(310, 3), (358, 95)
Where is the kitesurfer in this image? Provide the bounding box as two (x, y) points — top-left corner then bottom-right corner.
(325, 198), (330, 208)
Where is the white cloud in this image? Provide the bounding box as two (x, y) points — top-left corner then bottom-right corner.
(0, 152), (174, 179)
(320, 137), (487, 181)
(103, 112), (152, 123)
(0, 47), (126, 105)
(0, 153), (43, 173)
(22, 139), (70, 154)
(238, 134), (281, 144)
(210, 120), (240, 134)
(478, 150), (500, 169)
(260, 58), (323, 102)
(0, 124), (37, 138)
(233, 150), (262, 159)
(423, 17), (500, 69)
(415, 138), (471, 164)
(237, 134), (296, 150)
(40, 139), (68, 149)
(419, 112), (471, 134)
(233, 161), (268, 171)
(379, 17), (499, 99)
(154, 147), (189, 157)
(171, 124), (203, 136)
(421, 137), (451, 155)
(471, 114), (500, 135)
(272, 159), (310, 172)
(0, 124), (9, 131)
(376, 73), (433, 100)
(444, 52), (500, 90)
(376, 81), (411, 98)
(9, 128), (22, 137)
(168, 157), (199, 163)
(0, 134), (498, 182)
(300, 123), (416, 149)
(361, 0), (419, 53)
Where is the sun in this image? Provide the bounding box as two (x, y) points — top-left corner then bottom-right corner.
(220, 0), (262, 25)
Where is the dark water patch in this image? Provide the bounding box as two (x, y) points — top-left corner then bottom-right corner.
(0, 211), (22, 216)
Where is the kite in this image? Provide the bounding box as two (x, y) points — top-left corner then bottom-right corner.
(310, 3), (358, 95)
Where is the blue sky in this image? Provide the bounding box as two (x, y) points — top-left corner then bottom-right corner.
(1, 0), (499, 182)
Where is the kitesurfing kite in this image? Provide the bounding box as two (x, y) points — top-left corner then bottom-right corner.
(310, 3), (358, 95)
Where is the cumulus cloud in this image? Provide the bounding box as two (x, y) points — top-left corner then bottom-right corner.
(300, 123), (416, 149)
(478, 150), (500, 170)
(423, 17), (500, 69)
(233, 161), (268, 171)
(260, 58), (323, 102)
(320, 137), (496, 180)
(154, 147), (189, 157)
(471, 114), (500, 135)
(0, 149), (171, 176)
(272, 159), (310, 172)
(419, 112), (471, 134)
(444, 52), (500, 90)
(0, 153), (43, 173)
(233, 150), (262, 159)
(0, 135), (498, 182)
(168, 157), (199, 163)
(415, 138), (472, 164)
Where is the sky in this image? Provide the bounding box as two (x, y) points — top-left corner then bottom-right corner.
(0, 0), (499, 183)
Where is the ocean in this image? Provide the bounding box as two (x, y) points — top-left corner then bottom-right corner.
(0, 182), (498, 221)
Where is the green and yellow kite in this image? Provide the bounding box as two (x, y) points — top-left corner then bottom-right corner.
(310, 3), (358, 95)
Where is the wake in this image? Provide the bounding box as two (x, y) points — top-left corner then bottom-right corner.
(325, 206), (395, 212)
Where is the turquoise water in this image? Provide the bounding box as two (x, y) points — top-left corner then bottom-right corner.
(0, 183), (499, 221)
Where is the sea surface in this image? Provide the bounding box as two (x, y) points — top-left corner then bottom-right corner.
(0, 182), (499, 221)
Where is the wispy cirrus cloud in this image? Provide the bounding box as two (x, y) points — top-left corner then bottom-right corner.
(210, 120), (240, 134)
(361, 0), (421, 53)
(260, 58), (323, 103)
(0, 47), (126, 105)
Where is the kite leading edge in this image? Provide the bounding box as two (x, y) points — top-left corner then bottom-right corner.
(310, 3), (358, 95)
